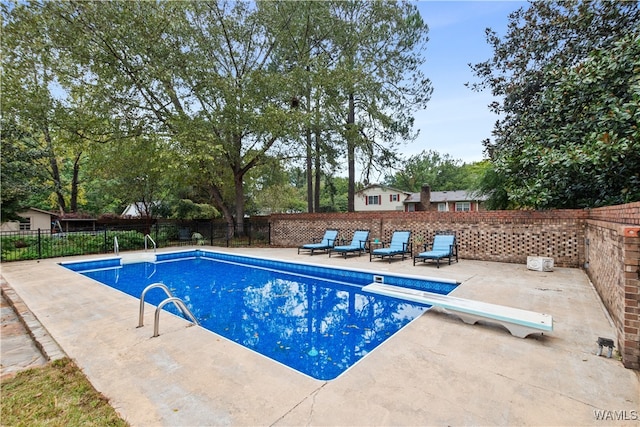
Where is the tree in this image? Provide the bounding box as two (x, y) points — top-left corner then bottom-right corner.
(87, 136), (176, 222)
(2, 2), (138, 215)
(2, 3), (69, 213)
(471, 1), (640, 208)
(329, 1), (432, 210)
(42, 1), (299, 234)
(0, 119), (48, 220)
(384, 150), (468, 192)
(260, 1), (338, 213)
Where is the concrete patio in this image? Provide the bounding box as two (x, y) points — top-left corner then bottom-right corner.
(1, 247), (638, 426)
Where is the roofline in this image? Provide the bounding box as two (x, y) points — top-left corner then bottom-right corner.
(356, 184), (412, 195)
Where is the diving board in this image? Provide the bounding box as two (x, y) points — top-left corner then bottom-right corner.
(362, 283), (552, 338)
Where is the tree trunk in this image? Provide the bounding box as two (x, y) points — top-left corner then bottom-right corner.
(234, 172), (245, 236)
(347, 93), (356, 212)
(314, 128), (321, 212)
(70, 151), (82, 212)
(208, 183), (235, 229)
(306, 125), (314, 213)
(44, 127), (66, 212)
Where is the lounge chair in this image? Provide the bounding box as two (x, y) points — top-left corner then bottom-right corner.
(298, 229), (338, 255)
(413, 234), (458, 268)
(370, 230), (412, 263)
(329, 230), (370, 258)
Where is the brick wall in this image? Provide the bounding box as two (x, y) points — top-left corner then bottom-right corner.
(585, 202), (640, 369)
(271, 210), (587, 267)
(270, 203), (640, 369)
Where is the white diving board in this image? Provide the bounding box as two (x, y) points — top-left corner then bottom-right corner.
(362, 283), (553, 338)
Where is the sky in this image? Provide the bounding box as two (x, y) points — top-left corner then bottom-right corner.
(402, 1), (528, 164)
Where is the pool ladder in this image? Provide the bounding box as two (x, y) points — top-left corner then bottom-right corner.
(144, 234), (156, 252)
(138, 283), (199, 337)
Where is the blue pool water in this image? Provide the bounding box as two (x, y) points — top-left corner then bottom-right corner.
(62, 250), (457, 380)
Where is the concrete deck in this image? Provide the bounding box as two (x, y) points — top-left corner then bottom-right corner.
(1, 247), (638, 426)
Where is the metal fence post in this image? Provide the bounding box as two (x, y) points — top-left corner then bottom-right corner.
(37, 229), (42, 259)
(210, 222), (213, 246)
(104, 228), (108, 253)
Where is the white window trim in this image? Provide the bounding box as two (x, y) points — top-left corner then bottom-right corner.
(455, 202), (471, 212)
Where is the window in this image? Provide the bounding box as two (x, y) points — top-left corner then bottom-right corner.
(19, 218), (31, 231)
(367, 195), (380, 205)
(390, 194), (399, 202)
(455, 202), (471, 212)
(407, 203), (415, 212)
(438, 203), (447, 212)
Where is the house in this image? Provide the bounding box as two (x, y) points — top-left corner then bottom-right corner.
(0, 207), (58, 232)
(355, 184), (486, 212)
(121, 201), (160, 218)
(354, 185), (412, 211)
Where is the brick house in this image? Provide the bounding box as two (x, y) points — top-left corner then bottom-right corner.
(355, 184), (486, 212)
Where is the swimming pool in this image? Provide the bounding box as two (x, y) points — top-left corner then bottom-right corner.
(62, 250), (458, 380)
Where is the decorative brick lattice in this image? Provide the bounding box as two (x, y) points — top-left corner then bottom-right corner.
(272, 210), (586, 267)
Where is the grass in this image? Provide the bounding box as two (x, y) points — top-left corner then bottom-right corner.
(1, 358), (129, 426)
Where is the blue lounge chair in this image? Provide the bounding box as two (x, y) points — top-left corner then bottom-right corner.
(413, 234), (458, 268)
(370, 231), (412, 263)
(330, 230), (370, 258)
(298, 229), (338, 255)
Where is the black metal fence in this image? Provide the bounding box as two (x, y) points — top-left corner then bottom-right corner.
(0, 220), (271, 262)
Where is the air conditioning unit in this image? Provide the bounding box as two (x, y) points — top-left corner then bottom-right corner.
(527, 256), (554, 272)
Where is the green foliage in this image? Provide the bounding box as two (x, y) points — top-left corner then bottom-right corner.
(2, 1), (436, 220)
(0, 119), (48, 219)
(383, 150), (482, 192)
(471, 1), (640, 208)
(172, 199), (218, 220)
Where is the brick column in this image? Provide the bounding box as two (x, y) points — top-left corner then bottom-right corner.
(622, 227), (640, 369)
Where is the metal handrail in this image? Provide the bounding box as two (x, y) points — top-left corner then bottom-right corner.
(144, 234), (156, 252)
(114, 236), (119, 255)
(138, 283), (186, 327)
(153, 297), (199, 338)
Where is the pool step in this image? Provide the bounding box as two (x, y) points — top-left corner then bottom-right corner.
(121, 253), (157, 264)
(362, 283), (552, 338)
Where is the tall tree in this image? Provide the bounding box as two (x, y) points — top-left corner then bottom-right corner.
(471, 1), (640, 208)
(329, 1), (432, 210)
(0, 119), (48, 220)
(2, 3), (68, 213)
(44, 1), (298, 233)
(2, 2), (139, 214)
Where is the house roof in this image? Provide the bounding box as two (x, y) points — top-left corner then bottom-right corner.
(357, 185), (488, 204)
(404, 190), (488, 204)
(23, 207), (58, 216)
(355, 184), (412, 195)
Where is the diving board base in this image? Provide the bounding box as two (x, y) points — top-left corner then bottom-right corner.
(362, 283), (552, 338)
(121, 253), (157, 264)
(446, 311), (546, 339)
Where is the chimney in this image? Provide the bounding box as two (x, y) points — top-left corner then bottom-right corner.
(420, 184), (431, 211)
